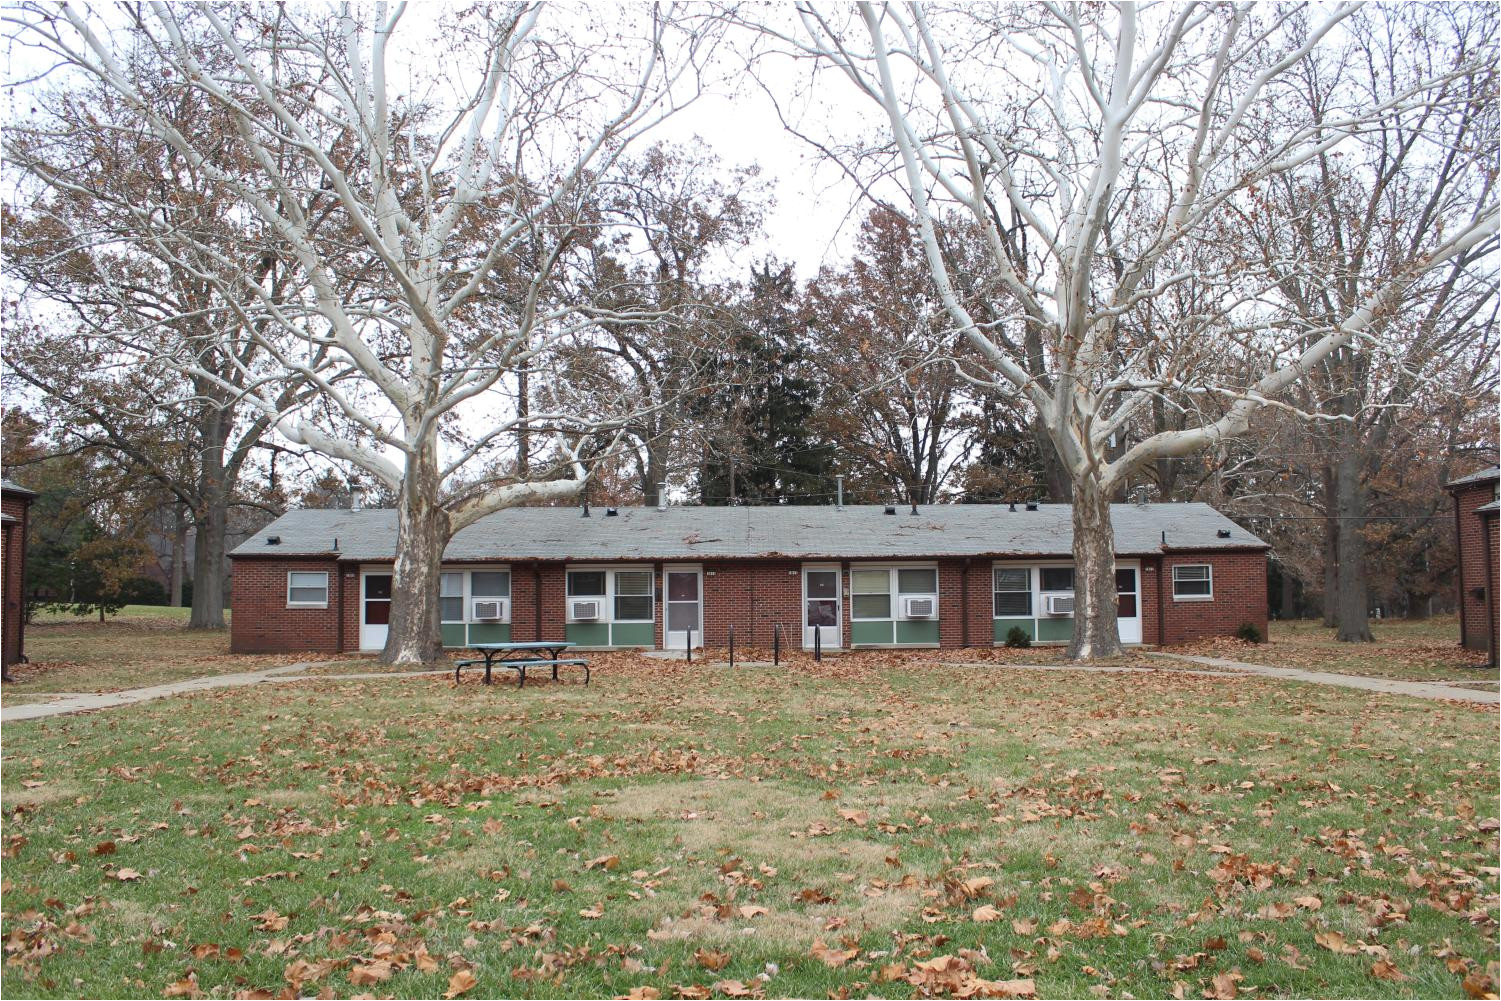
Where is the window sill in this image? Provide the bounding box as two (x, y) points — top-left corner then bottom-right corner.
(286, 602), (328, 609)
(1172, 595), (1214, 602)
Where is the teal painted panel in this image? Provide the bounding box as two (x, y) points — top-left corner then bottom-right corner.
(567, 622), (611, 647)
(993, 618), (1035, 643)
(610, 622), (655, 647)
(851, 620), (895, 645)
(468, 623), (511, 645)
(895, 620), (940, 645)
(441, 623), (467, 648)
(1037, 617), (1074, 642)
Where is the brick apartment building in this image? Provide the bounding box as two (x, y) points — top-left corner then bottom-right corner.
(2, 478), (37, 673)
(1448, 466), (1499, 667)
(229, 502), (1268, 655)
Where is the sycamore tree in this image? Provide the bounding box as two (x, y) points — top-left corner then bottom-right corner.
(783, 2), (1498, 658)
(8, 2), (716, 665)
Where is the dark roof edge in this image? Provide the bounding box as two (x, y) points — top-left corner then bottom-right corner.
(1, 479), (38, 498)
(1445, 466), (1500, 491)
(232, 545), (1270, 563)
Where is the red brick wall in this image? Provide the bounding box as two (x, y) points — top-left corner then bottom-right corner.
(228, 550), (1268, 654)
(230, 558), (344, 654)
(1158, 551), (1268, 645)
(1453, 480), (1499, 655)
(2, 492), (30, 666)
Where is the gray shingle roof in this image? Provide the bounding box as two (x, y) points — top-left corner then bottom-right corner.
(1475, 500), (1499, 515)
(1446, 466), (1499, 490)
(1, 478), (37, 498)
(231, 502), (1267, 562)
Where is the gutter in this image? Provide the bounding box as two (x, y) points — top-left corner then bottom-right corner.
(1455, 493), (1469, 649)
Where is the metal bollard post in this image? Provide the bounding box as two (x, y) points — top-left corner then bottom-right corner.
(814, 624), (821, 663)
(773, 623), (781, 666)
(686, 628), (692, 664)
(729, 625), (735, 669)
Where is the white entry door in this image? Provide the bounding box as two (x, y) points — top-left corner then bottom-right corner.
(664, 567), (702, 649)
(360, 572), (392, 651)
(1116, 565), (1142, 644)
(802, 565), (842, 650)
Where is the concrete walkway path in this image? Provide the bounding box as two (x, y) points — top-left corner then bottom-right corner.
(1, 662), (439, 723)
(1149, 652), (1499, 704)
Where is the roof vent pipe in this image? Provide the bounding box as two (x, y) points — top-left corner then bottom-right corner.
(835, 475), (844, 511)
(657, 483), (668, 512)
(1025, 501), (1038, 511)
(581, 499), (590, 518)
(349, 485), (365, 512)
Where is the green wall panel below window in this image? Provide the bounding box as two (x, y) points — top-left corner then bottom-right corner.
(609, 622), (655, 647)
(566, 622), (611, 647)
(467, 623), (511, 645)
(851, 620), (895, 645)
(993, 618), (1035, 643)
(441, 623), (467, 648)
(895, 620), (940, 645)
(1037, 617), (1074, 642)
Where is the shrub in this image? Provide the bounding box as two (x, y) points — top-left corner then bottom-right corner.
(1235, 622), (1264, 644)
(1004, 626), (1032, 648)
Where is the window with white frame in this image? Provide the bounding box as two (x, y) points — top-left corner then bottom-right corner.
(440, 573), (465, 622)
(1172, 564), (1213, 600)
(1039, 566), (1075, 592)
(287, 571), (329, 607)
(850, 569), (892, 619)
(993, 567), (1032, 617)
(613, 570), (654, 621)
(439, 570), (511, 622)
(567, 568), (653, 621)
(850, 566), (938, 619)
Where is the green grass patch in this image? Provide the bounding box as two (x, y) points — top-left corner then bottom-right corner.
(2, 659), (1495, 999)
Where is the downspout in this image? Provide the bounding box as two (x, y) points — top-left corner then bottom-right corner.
(1484, 514), (1497, 668)
(1155, 555), (1166, 647)
(960, 558), (971, 648)
(18, 498), (29, 663)
(533, 562), (543, 642)
(1454, 493), (1469, 647)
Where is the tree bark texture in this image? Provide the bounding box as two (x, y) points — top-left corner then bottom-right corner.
(188, 412), (229, 629)
(1321, 466), (1339, 629)
(170, 504), (186, 608)
(1334, 436), (1374, 642)
(382, 442), (451, 666)
(1067, 480), (1123, 660)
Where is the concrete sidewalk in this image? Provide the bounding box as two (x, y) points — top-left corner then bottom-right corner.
(1, 662), (438, 723)
(1149, 652), (1499, 704)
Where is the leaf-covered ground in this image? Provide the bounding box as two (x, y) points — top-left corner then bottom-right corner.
(1181, 616), (1495, 686)
(3, 655), (1496, 1000)
(2, 615), (311, 695)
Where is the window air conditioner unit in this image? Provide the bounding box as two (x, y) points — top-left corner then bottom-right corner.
(471, 598), (505, 621)
(903, 596), (936, 618)
(1045, 594), (1075, 616)
(570, 599), (600, 620)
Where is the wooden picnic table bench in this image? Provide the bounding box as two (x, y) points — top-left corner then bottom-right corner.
(454, 641), (589, 688)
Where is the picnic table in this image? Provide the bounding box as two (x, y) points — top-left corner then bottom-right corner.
(454, 641), (589, 688)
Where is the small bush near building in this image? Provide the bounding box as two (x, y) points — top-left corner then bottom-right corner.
(1235, 622), (1264, 644)
(1005, 626), (1032, 648)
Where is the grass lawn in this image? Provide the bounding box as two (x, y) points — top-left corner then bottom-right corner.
(2, 656), (1496, 1000)
(4, 608), (317, 695)
(1177, 615), (1496, 686)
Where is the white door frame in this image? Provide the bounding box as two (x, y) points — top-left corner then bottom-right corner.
(802, 564), (842, 650)
(1116, 560), (1142, 644)
(359, 568), (393, 652)
(663, 565), (703, 650)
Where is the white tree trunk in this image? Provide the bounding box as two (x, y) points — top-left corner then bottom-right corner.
(382, 436), (451, 667)
(1067, 479), (1123, 660)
